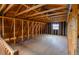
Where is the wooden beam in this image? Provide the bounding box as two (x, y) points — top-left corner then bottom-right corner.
(40, 23), (45, 34)
(33, 22), (38, 38)
(0, 4), (6, 12)
(0, 16), (28, 21)
(50, 16), (66, 22)
(16, 4), (46, 16)
(35, 22), (37, 37)
(0, 37), (18, 55)
(29, 11), (67, 18)
(22, 4), (30, 9)
(0, 16), (48, 23)
(22, 4), (51, 22)
(22, 4), (39, 13)
(59, 22), (61, 35)
(15, 5), (22, 14)
(38, 22), (41, 35)
(40, 23), (43, 34)
(51, 15), (66, 18)
(37, 23), (40, 35)
(31, 21), (34, 38)
(29, 7), (66, 17)
(67, 5), (78, 55)
(22, 20), (23, 41)
(13, 18), (16, 46)
(2, 15), (4, 38)
(3, 4), (14, 14)
(27, 21), (29, 39)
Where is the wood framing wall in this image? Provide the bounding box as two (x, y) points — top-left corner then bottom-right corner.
(0, 17), (48, 45)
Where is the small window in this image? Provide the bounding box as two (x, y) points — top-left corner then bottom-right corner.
(52, 24), (59, 30)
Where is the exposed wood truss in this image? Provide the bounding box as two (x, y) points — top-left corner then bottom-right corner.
(28, 7), (66, 17)
(3, 4), (14, 14)
(16, 4), (46, 16)
(0, 4), (71, 55)
(0, 4), (6, 12)
(34, 11), (67, 18)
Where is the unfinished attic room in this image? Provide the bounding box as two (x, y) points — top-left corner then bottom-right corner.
(0, 4), (79, 55)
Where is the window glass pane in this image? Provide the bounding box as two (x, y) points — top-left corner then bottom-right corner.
(52, 24), (59, 30)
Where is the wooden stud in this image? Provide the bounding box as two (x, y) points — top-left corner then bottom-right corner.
(63, 22), (65, 35)
(13, 18), (16, 46)
(47, 24), (48, 34)
(31, 21), (34, 38)
(35, 22), (38, 37)
(2, 15), (4, 38)
(27, 21), (29, 39)
(33, 22), (37, 38)
(39, 22), (40, 35)
(22, 20), (23, 41)
(40, 23), (43, 34)
(58, 22), (60, 35)
(37, 23), (39, 36)
(59, 22), (61, 35)
(38, 23), (40, 35)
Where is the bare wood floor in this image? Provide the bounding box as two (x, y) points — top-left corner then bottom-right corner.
(10, 34), (68, 55)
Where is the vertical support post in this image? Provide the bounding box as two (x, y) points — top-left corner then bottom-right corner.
(22, 20), (23, 41)
(35, 22), (38, 37)
(13, 18), (16, 45)
(58, 22), (60, 35)
(67, 5), (78, 55)
(39, 22), (40, 35)
(27, 21), (29, 39)
(2, 16), (4, 38)
(40, 23), (42, 34)
(63, 22), (64, 35)
(37, 23), (39, 35)
(41, 23), (43, 34)
(47, 24), (48, 34)
(32, 21), (34, 38)
(59, 23), (61, 35)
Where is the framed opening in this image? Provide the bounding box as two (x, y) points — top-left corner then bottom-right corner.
(52, 23), (59, 30)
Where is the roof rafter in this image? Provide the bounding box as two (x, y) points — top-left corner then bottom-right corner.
(29, 7), (66, 17)
(33, 11), (67, 18)
(15, 5), (22, 14)
(22, 4), (50, 21)
(51, 15), (66, 18)
(0, 4), (6, 12)
(3, 4), (14, 14)
(16, 4), (46, 16)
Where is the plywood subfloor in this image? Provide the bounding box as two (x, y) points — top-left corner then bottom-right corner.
(10, 34), (68, 55)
